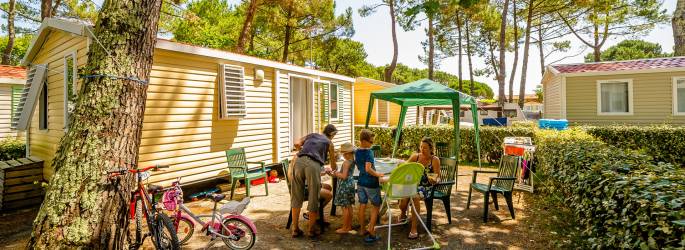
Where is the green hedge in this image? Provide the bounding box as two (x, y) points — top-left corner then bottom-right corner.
(585, 125), (685, 167)
(354, 125), (534, 162)
(0, 137), (25, 161)
(534, 129), (685, 249)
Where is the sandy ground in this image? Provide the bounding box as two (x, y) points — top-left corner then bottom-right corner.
(0, 166), (556, 250)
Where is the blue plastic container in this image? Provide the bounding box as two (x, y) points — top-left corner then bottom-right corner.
(482, 117), (508, 126)
(538, 119), (568, 130)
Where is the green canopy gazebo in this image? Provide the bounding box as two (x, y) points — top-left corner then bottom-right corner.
(364, 79), (481, 167)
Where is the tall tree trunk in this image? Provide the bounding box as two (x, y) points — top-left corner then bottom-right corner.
(41, 0), (52, 20)
(456, 12), (463, 92)
(592, 22), (601, 62)
(27, 0), (163, 248)
(466, 17), (475, 96)
(281, 2), (293, 63)
(674, 0), (685, 56)
(538, 20), (545, 76)
(249, 27), (255, 52)
(498, 0), (510, 109)
(428, 13), (435, 80)
(1, 0), (16, 65)
(519, 0), (534, 109)
(384, 0), (399, 82)
(236, 0), (258, 53)
(508, 0), (518, 103)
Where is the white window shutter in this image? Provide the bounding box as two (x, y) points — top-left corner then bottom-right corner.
(13, 65), (48, 130)
(219, 64), (246, 119)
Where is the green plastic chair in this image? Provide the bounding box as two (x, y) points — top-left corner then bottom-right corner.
(376, 162), (440, 250)
(424, 157), (457, 231)
(371, 144), (382, 158)
(226, 148), (268, 200)
(466, 155), (520, 222)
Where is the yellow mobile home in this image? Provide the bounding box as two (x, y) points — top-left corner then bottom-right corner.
(353, 77), (417, 126)
(14, 18), (355, 186)
(542, 57), (685, 125)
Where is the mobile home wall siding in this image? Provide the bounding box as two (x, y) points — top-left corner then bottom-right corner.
(0, 84), (19, 138)
(141, 50), (275, 185)
(28, 32), (89, 179)
(329, 81), (352, 148)
(543, 74), (562, 119)
(353, 82), (383, 125)
(565, 72), (685, 125)
(277, 72), (290, 161)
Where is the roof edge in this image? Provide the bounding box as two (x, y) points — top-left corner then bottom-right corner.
(355, 77), (395, 87)
(560, 66), (685, 77)
(155, 40), (355, 83)
(21, 18), (91, 66)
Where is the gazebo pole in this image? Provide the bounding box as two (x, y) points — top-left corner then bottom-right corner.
(471, 103), (482, 169)
(365, 96), (375, 129)
(452, 99), (460, 164)
(392, 105), (408, 159)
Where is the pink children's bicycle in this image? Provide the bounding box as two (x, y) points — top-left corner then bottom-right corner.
(161, 178), (256, 249)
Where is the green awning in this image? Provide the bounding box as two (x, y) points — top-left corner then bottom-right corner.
(364, 78), (482, 168)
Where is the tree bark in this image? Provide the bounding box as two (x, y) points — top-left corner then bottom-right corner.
(538, 20), (545, 76)
(674, 0), (685, 56)
(384, 0), (399, 83)
(1, 0), (16, 65)
(27, 0), (163, 248)
(427, 13), (435, 80)
(498, 0), (510, 109)
(41, 0), (52, 20)
(592, 22), (601, 62)
(281, 1), (293, 62)
(236, 0), (259, 54)
(519, 0), (534, 109)
(456, 12), (463, 92)
(466, 16), (475, 96)
(508, 0), (518, 103)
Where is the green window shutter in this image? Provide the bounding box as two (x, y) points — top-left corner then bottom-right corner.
(11, 86), (22, 122)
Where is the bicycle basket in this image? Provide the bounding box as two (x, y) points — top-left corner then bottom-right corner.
(162, 189), (178, 211)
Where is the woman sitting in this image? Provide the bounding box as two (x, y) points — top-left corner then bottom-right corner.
(399, 136), (441, 239)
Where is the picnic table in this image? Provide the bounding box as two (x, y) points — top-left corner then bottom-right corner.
(330, 158), (403, 215)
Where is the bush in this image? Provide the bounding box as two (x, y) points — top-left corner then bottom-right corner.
(534, 129), (685, 249)
(0, 137), (25, 161)
(585, 125), (685, 167)
(354, 125), (535, 162)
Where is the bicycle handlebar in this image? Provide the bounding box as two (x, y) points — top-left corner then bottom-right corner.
(107, 165), (170, 177)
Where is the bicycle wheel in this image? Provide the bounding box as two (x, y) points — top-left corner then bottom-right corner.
(151, 213), (180, 250)
(134, 198), (145, 245)
(221, 218), (256, 250)
(171, 215), (194, 244)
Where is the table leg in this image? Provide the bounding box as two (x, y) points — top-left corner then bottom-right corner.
(330, 177), (337, 216)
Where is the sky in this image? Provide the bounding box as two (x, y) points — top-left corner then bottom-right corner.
(1, 0), (678, 95)
(336, 0), (678, 95)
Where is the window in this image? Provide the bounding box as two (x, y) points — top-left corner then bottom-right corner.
(39, 82), (48, 130)
(459, 110), (465, 117)
(64, 52), (77, 129)
(376, 100), (389, 124)
(330, 83), (339, 120)
(218, 64), (246, 119)
(504, 109), (517, 118)
(674, 77), (685, 115)
(479, 110), (489, 116)
(597, 79), (633, 115)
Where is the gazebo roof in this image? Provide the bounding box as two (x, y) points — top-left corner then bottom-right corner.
(370, 79), (477, 106)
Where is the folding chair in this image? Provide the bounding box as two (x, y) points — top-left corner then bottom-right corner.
(376, 162), (439, 250)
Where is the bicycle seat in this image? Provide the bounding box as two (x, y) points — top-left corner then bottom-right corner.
(207, 193), (225, 202)
(147, 184), (164, 193)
